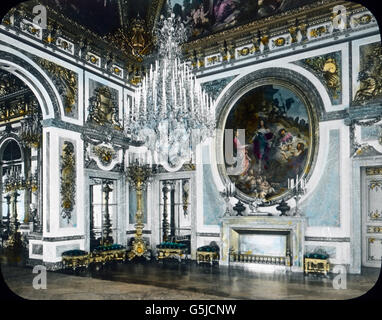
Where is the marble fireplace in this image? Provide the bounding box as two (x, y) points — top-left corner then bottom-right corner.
(221, 216), (306, 272)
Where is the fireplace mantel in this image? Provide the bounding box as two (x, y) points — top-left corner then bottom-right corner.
(220, 216), (306, 272)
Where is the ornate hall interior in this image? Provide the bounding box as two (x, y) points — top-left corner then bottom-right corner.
(0, 0), (381, 301)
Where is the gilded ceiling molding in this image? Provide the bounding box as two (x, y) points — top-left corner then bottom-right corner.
(34, 58), (78, 118)
(181, 0), (363, 56)
(5, 0), (375, 83)
(60, 141), (76, 222)
(27, 2), (138, 65)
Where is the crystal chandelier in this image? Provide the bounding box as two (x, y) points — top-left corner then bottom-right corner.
(125, 12), (216, 172)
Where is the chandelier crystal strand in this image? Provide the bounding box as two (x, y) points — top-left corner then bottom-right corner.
(127, 12), (216, 170)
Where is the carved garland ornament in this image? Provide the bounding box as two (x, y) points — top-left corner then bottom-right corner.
(60, 141), (76, 222)
(354, 44), (382, 103)
(34, 58), (78, 116)
(299, 54), (341, 103)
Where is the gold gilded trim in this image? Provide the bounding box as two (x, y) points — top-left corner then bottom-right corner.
(366, 167), (382, 176)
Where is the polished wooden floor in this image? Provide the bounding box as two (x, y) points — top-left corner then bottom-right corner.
(1, 259), (381, 300)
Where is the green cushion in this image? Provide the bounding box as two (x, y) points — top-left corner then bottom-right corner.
(62, 250), (88, 257)
(197, 246), (218, 252)
(305, 253), (328, 260)
(157, 242), (187, 249)
(94, 244), (125, 252)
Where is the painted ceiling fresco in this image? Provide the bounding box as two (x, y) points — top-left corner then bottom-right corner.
(37, 0), (320, 39)
(224, 85), (311, 201)
(40, 0), (153, 36)
(171, 0), (319, 38)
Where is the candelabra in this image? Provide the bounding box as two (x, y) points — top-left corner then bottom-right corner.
(4, 194), (11, 235)
(288, 176), (307, 217)
(4, 167), (38, 224)
(161, 181), (171, 242)
(219, 182), (235, 217)
(7, 190), (22, 249)
(3, 170), (24, 250)
(101, 181), (114, 246)
(126, 154), (155, 261)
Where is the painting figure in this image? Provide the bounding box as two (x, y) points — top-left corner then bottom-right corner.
(251, 119), (274, 172)
(234, 130), (250, 176)
(174, 0), (315, 40)
(257, 0), (280, 18)
(257, 0), (300, 18)
(185, 0), (213, 37)
(212, 0), (240, 27)
(278, 128), (293, 145)
(274, 128), (294, 162)
(191, 3), (209, 26)
(288, 142), (308, 176)
(258, 176), (276, 199)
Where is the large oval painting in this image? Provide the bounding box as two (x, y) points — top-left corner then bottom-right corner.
(224, 84), (311, 201)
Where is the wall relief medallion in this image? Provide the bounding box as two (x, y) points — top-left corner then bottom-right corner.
(87, 86), (122, 130)
(86, 142), (122, 171)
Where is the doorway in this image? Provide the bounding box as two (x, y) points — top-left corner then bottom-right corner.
(89, 178), (118, 249)
(159, 179), (192, 254)
(362, 167), (382, 268)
